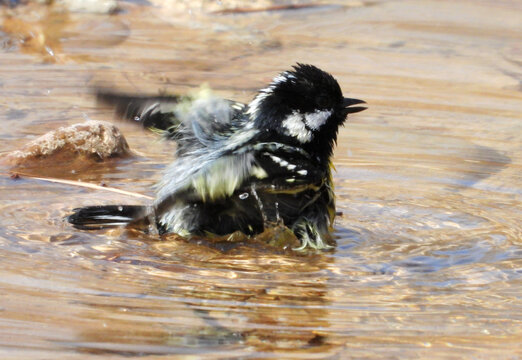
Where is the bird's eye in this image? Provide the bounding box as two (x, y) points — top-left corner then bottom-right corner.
(316, 94), (331, 108)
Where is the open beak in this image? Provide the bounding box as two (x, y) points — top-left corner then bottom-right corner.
(343, 97), (367, 114)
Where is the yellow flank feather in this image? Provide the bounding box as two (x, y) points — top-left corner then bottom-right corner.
(191, 153), (255, 201)
(251, 166), (268, 179)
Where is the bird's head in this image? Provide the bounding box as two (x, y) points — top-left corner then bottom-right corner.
(248, 64), (366, 161)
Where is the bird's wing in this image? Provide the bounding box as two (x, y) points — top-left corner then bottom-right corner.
(153, 138), (320, 208)
(96, 89), (247, 143)
(96, 90), (182, 131)
(248, 142), (325, 188)
(172, 97), (248, 154)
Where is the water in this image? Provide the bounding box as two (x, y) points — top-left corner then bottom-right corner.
(1, 1), (521, 358)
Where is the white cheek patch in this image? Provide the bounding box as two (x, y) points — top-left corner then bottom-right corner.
(304, 109), (332, 130)
(282, 109), (332, 143)
(282, 111), (312, 143)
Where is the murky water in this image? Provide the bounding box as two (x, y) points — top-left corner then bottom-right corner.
(1, 1), (521, 358)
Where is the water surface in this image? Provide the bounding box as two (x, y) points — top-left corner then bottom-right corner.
(0, 1), (521, 358)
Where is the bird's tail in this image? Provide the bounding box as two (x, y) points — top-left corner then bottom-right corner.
(67, 205), (148, 230)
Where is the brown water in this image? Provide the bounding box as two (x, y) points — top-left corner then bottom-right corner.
(1, 1), (521, 358)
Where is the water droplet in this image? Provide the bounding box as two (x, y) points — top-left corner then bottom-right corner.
(239, 192), (249, 200)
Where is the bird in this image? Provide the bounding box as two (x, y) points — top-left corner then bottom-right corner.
(67, 64), (366, 250)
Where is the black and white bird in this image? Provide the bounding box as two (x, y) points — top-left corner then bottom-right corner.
(68, 64), (366, 250)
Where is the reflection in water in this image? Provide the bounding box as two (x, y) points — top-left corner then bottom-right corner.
(63, 237), (335, 355)
(0, 0), (521, 358)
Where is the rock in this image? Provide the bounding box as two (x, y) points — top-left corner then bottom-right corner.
(3, 120), (131, 170)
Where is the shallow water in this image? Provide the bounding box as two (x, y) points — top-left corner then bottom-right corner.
(0, 0), (521, 358)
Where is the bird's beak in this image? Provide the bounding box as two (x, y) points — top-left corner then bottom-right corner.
(342, 97), (367, 114)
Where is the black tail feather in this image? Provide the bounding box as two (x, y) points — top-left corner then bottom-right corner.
(67, 205), (147, 230)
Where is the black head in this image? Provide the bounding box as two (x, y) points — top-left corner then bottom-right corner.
(248, 64), (366, 160)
